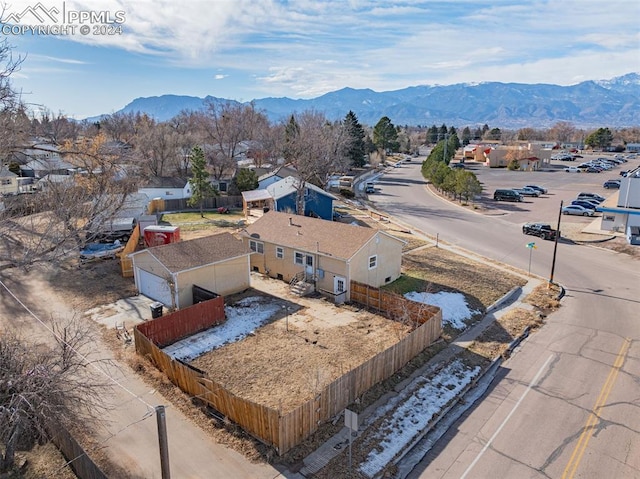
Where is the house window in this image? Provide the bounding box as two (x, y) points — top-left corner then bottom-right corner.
(294, 251), (304, 265)
(276, 247), (284, 259)
(249, 240), (264, 254)
(165, 191), (173, 196)
(368, 255), (378, 269)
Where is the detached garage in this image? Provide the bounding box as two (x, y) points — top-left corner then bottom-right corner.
(129, 232), (251, 309)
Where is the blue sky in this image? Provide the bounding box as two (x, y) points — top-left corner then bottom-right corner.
(3, 0), (639, 119)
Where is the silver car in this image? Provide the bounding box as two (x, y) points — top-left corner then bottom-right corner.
(562, 205), (595, 216)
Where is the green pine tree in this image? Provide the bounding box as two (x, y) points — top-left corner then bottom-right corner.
(187, 145), (217, 218)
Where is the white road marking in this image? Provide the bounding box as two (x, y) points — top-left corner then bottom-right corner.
(460, 354), (554, 479)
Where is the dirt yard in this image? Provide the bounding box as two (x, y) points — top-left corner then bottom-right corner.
(191, 308), (411, 412)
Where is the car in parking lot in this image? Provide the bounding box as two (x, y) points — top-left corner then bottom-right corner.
(603, 179), (621, 189)
(562, 204), (595, 216)
(522, 222), (558, 240)
(571, 199), (600, 210)
(512, 187), (540, 197)
(577, 192), (605, 203)
(493, 189), (523, 202)
(564, 166), (581, 173)
(584, 167), (602, 173)
(524, 184), (548, 194)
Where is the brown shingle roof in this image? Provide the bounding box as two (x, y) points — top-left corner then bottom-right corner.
(142, 232), (249, 272)
(243, 211), (381, 260)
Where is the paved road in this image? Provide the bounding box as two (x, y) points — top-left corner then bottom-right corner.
(370, 162), (640, 479)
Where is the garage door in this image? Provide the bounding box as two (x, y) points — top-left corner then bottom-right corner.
(137, 269), (173, 306)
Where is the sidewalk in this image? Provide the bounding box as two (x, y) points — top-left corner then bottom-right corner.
(290, 277), (541, 478)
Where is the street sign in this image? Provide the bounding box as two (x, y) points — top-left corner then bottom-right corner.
(345, 409), (358, 432)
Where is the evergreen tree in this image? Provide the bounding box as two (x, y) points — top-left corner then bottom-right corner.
(283, 114), (300, 163)
(234, 168), (259, 192)
(428, 125), (439, 144)
(584, 127), (614, 149)
(187, 145), (217, 217)
(344, 111), (366, 167)
(438, 124), (448, 140)
(372, 116), (399, 153)
(461, 126), (472, 146)
(487, 128), (502, 141)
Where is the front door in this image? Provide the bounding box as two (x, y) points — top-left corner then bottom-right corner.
(305, 254), (314, 276)
(334, 276), (346, 303)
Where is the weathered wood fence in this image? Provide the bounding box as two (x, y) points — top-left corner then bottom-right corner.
(49, 424), (108, 479)
(350, 280), (442, 326)
(119, 223), (141, 277)
(134, 290), (442, 454)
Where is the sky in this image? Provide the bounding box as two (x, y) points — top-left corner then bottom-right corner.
(2, 0), (639, 119)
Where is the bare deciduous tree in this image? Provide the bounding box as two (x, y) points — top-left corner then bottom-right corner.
(0, 317), (111, 473)
(281, 110), (349, 214)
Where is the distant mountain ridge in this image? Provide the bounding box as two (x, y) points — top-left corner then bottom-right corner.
(103, 73), (640, 128)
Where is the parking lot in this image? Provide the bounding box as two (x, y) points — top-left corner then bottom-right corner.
(464, 153), (639, 227)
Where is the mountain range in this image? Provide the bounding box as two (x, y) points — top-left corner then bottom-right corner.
(104, 73), (640, 129)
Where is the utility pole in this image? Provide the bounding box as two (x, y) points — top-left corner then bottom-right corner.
(156, 405), (171, 479)
(549, 200), (563, 287)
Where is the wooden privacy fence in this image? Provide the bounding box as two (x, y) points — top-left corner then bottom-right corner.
(134, 290), (442, 454)
(350, 280), (442, 326)
(49, 424), (108, 479)
(160, 196), (242, 212)
(136, 296), (225, 347)
(119, 223), (141, 277)
(277, 307), (442, 453)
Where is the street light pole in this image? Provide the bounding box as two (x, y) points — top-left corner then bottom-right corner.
(549, 200), (563, 287)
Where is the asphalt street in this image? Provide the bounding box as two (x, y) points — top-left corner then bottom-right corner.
(370, 161), (640, 479)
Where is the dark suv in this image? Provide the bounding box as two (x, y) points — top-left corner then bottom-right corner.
(522, 222), (559, 240)
(494, 189), (523, 202)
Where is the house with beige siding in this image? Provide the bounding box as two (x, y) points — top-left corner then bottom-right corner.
(242, 211), (405, 302)
(0, 167), (19, 196)
(129, 232), (250, 309)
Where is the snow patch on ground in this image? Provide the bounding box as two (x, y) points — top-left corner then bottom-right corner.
(163, 296), (282, 361)
(359, 359), (481, 478)
(405, 291), (480, 330)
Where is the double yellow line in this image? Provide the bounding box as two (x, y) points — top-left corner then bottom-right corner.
(561, 337), (631, 479)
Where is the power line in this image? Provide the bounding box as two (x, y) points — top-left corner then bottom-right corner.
(0, 278), (157, 411)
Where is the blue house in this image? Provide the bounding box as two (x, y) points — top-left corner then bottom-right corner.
(266, 176), (337, 221)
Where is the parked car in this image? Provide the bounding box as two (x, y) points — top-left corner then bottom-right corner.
(524, 184), (548, 194)
(522, 222), (558, 240)
(571, 200), (600, 210)
(562, 205), (595, 216)
(584, 167), (602, 173)
(603, 180), (621, 189)
(577, 192), (605, 203)
(564, 166), (581, 173)
(365, 182), (375, 193)
(450, 162), (465, 169)
(512, 187), (540, 197)
(493, 189), (523, 202)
